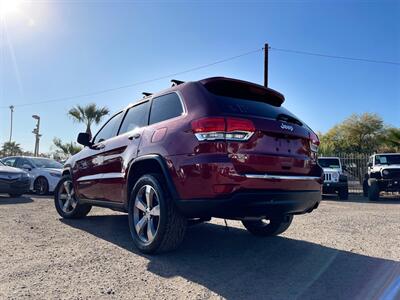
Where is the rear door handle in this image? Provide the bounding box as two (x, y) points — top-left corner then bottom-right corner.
(128, 133), (141, 140)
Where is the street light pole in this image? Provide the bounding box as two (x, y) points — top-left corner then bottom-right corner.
(32, 115), (41, 157)
(9, 105), (14, 142)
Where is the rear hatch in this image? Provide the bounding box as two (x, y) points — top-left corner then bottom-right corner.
(201, 77), (318, 176)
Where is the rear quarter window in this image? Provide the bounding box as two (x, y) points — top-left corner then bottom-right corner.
(149, 93), (184, 125)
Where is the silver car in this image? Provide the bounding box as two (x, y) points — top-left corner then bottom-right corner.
(1, 156), (62, 195)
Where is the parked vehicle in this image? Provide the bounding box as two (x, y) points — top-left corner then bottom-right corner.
(0, 160), (31, 197)
(318, 157), (348, 200)
(54, 77), (323, 253)
(363, 153), (400, 201)
(1, 156), (62, 195)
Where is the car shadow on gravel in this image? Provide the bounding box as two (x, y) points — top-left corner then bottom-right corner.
(62, 215), (400, 299)
(323, 194), (400, 204)
(0, 195), (33, 205)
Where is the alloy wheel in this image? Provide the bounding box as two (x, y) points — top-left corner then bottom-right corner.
(58, 180), (78, 213)
(133, 185), (160, 244)
(35, 177), (47, 194)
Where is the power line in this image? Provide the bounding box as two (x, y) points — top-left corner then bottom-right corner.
(0, 48), (263, 109)
(1, 45), (398, 109)
(269, 47), (400, 66)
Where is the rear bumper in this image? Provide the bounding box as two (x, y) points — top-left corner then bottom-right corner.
(176, 190), (321, 219)
(166, 154), (323, 200)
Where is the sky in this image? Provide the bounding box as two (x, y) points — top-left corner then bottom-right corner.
(0, 0), (399, 154)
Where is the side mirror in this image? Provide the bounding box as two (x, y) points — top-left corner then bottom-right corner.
(77, 132), (92, 147)
(22, 164), (32, 171)
(342, 165), (347, 171)
(368, 162), (373, 167)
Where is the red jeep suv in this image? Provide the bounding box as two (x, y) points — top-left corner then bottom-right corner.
(55, 77), (323, 253)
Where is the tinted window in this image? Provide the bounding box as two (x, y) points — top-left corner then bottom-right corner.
(16, 158), (33, 168)
(93, 112), (123, 144)
(216, 96), (300, 124)
(149, 93), (183, 125)
(119, 101), (150, 135)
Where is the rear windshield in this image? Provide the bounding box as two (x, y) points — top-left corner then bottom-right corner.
(215, 96), (302, 126)
(318, 158), (341, 169)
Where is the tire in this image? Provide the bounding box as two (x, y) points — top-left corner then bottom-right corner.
(338, 186), (349, 200)
(242, 215), (293, 236)
(54, 175), (92, 219)
(9, 194), (22, 198)
(368, 180), (380, 201)
(34, 176), (49, 195)
(363, 179), (368, 197)
(128, 174), (187, 254)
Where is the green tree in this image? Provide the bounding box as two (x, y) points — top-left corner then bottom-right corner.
(1, 141), (23, 156)
(319, 113), (384, 155)
(53, 138), (82, 158)
(379, 127), (400, 152)
(68, 103), (109, 137)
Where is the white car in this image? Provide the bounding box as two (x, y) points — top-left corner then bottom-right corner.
(1, 156), (62, 195)
(318, 157), (349, 200)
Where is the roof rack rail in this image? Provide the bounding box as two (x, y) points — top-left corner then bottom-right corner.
(171, 79), (184, 87)
(142, 92), (152, 97)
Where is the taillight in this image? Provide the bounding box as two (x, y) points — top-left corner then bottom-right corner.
(309, 132), (320, 153)
(191, 117), (255, 141)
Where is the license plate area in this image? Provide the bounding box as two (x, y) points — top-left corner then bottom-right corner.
(274, 137), (301, 155)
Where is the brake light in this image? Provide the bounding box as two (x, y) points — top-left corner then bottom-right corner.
(310, 132), (320, 153)
(226, 118), (255, 132)
(191, 117), (255, 141)
(191, 117), (225, 133)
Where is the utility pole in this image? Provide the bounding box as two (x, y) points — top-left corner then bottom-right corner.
(264, 43), (269, 87)
(32, 115), (41, 157)
(9, 105), (14, 142)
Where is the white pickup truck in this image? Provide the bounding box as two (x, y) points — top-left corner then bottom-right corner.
(318, 157), (349, 200)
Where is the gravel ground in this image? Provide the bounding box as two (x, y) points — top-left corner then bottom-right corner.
(0, 194), (399, 300)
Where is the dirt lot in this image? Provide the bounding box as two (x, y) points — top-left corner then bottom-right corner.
(0, 194), (399, 300)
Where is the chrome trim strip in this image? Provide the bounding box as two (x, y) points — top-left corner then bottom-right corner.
(77, 173), (125, 182)
(194, 131), (254, 141)
(245, 174), (320, 180)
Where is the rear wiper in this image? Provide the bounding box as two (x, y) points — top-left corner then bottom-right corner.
(277, 114), (302, 126)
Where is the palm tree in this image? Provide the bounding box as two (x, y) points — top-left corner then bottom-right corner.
(53, 138), (82, 157)
(383, 128), (400, 151)
(1, 141), (23, 156)
(68, 103), (110, 138)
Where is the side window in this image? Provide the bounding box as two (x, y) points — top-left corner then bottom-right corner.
(93, 112), (123, 144)
(119, 101), (150, 135)
(16, 158), (31, 168)
(149, 93), (184, 125)
(3, 157), (16, 167)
